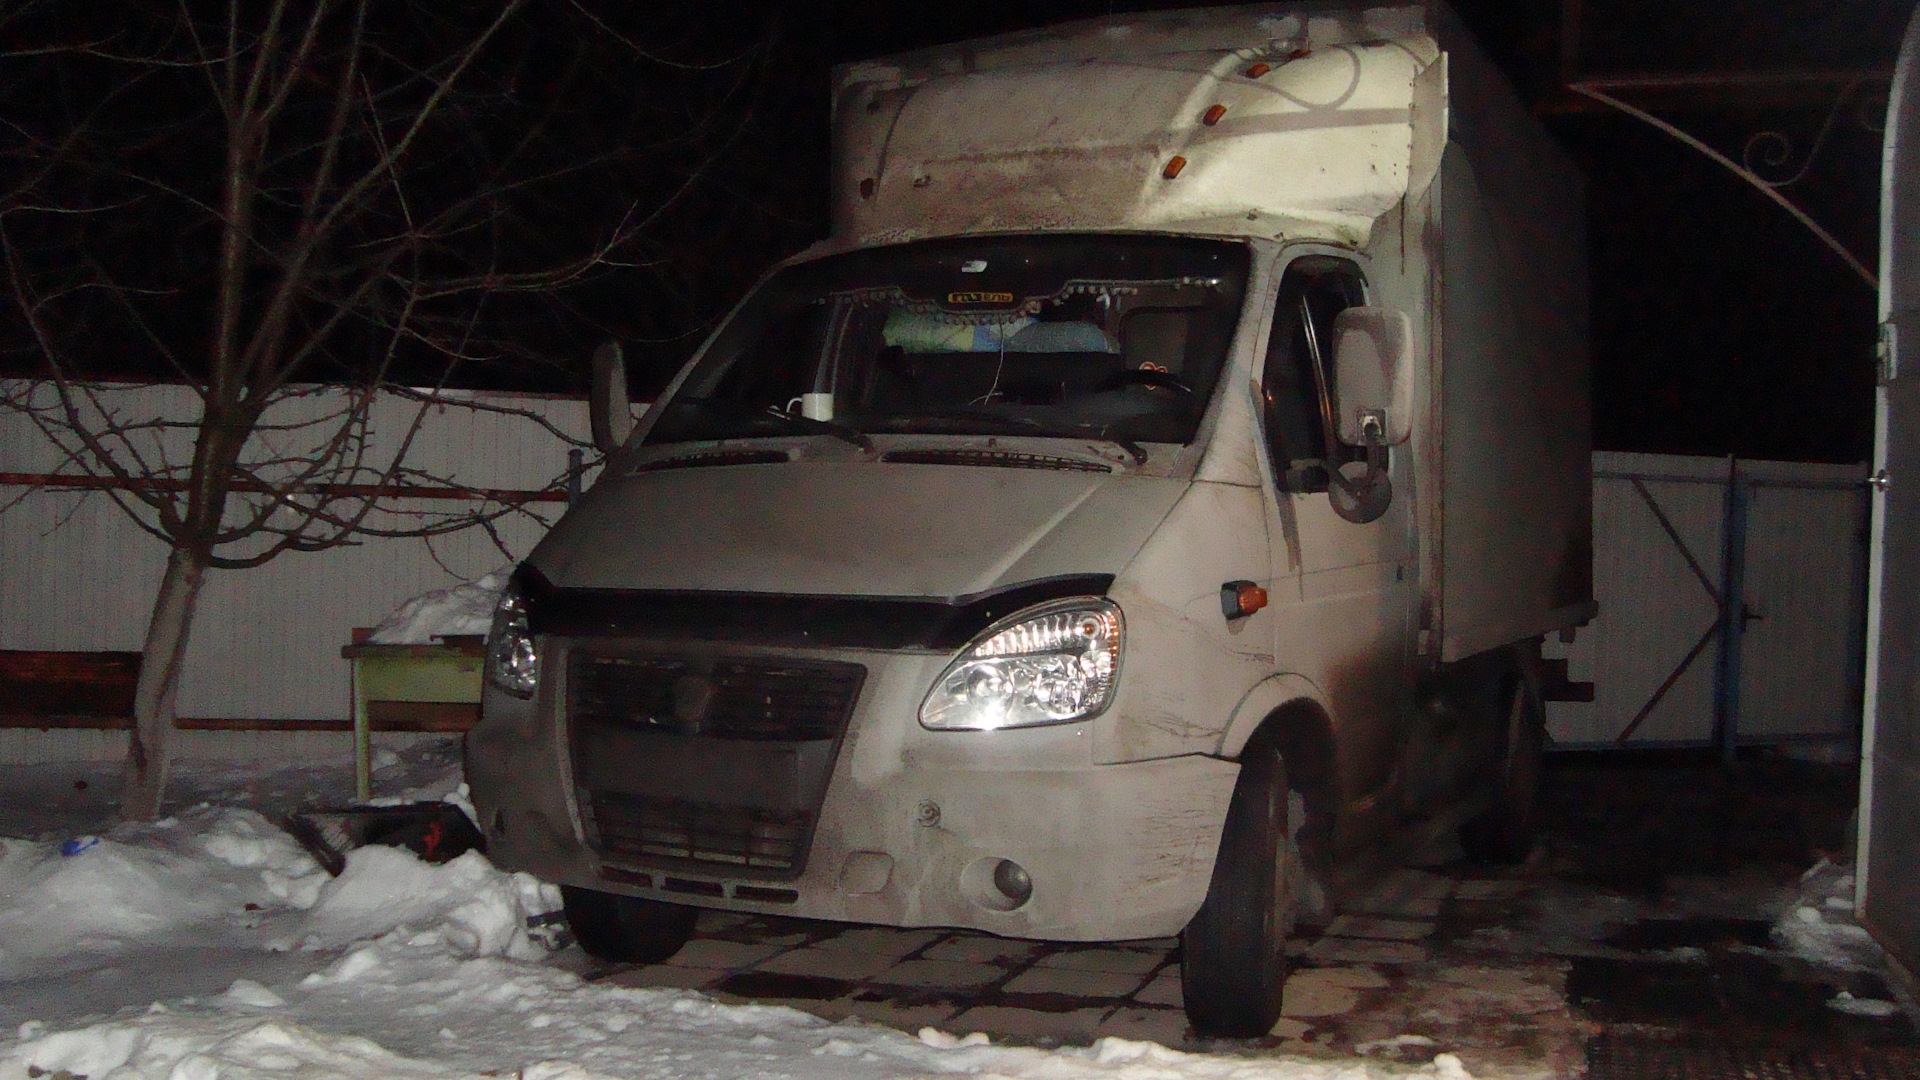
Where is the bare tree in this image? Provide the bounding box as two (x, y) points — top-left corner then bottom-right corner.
(0, 0), (769, 818)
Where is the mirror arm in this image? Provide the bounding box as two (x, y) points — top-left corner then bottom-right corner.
(1327, 418), (1392, 524)
(1299, 293), (1344, 465)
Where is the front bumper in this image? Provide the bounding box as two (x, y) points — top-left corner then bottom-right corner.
(467, 641), (1239, 941)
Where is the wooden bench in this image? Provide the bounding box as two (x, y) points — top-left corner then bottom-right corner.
(0, 649), (142, 728)
(340, 631), (485, 798)
(340, 630), (484, 730)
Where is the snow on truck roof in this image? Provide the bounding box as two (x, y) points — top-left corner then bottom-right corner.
(829, 4), (1442, 250)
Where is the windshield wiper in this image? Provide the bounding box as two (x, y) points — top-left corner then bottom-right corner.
(761, 406), (875, 452)
(899, 409), (1148, 466)
(992, 414), (1148, 466)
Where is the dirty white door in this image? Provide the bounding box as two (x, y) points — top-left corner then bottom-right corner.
(1735, 471), (1869, 746)
(1859, 2), (1920, 987)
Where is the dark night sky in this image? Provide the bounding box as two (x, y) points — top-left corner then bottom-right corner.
(631, 0), (1906, 464)
(7, 1), (1907, 464)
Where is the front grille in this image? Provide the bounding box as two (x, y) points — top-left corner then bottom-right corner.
(591, 793), (810, 873)
(568, 646), (864, 881)
(570, 652), (862, 741)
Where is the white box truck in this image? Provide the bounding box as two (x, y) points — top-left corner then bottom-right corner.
(468, 2), (1590, 1036)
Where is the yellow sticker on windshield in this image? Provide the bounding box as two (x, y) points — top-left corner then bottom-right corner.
(947, 291), (1013, 304)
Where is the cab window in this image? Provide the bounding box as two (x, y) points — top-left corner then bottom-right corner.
(1261, 256), (1367, 493)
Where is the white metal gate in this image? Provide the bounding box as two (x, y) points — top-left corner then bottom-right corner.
(1546, 452), (1868, 753)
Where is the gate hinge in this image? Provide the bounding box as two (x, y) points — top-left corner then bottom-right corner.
(1879, 322), (1899, 385)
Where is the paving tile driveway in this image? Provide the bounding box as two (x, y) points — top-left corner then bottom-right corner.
(586, 866), (1590, 1076)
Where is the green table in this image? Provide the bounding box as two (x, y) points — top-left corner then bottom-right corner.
(340, 638), (484, 800)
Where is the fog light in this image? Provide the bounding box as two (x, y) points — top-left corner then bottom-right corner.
(992, 859), (1033, 904)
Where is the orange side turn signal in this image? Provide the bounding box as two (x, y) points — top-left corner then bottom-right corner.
(1202, 104), (1227, 126)
(1221, 580), (1269, 620)
(1162, 155), (1187, 179)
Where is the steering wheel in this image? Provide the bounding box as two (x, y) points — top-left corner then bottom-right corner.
(1104, 367), (1194, 395)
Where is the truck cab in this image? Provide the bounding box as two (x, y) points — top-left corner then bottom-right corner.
(468, 2), (1589, 1037)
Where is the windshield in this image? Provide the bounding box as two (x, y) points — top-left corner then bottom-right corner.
(644, 234), (1251, 447)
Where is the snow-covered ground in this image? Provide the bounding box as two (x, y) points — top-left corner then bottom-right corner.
(0, 766), (1482, 1080)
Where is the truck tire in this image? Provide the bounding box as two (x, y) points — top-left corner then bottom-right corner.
(561, 885), (697, 963)
(1181, 735), (1301, 1037)
(1461, 661), (1545, 864)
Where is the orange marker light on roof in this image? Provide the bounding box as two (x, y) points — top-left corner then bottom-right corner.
(1202, 104), (1227, 126)
(1162, 155), (1187, 179)
(1245, 62), (1271, 78)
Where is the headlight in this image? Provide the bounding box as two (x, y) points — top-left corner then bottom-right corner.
(919, 598), (1122, 731)
(485, 585), (538, 698)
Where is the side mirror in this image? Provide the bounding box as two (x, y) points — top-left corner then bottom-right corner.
(1331, 307), (1413, 446)
(589, 340), (634, 453)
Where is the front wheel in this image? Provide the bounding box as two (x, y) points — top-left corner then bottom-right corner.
(1181, 736), (1301, 1037)
(561, 885), (697, 963)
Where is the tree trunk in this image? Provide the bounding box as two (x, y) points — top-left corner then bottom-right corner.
(120, 546), (209, 821)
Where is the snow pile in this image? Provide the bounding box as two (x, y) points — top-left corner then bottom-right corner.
(0, 803), (1506, 1080)
(1827, 990), (1904, 1018)
(368, 568), (511, 644)
(0, 810), (320, 980)
(200, 806), (333, 909)
(5, 933), (1485, 1080)
(1772, 857), (1881, 972)
(0, 806), (556, 981)
(303, 846), (557, 959)
(370, 774), (479, 828)
(1770, 859), (1909, 1020)
(9, 1013), (506, 1080)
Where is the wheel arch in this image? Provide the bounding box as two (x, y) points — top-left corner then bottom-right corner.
(1219, 674), (1335, 763)
(1218, 674), (1341, 866)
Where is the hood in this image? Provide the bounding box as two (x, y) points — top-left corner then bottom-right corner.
(529, 458), (1187, 599)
